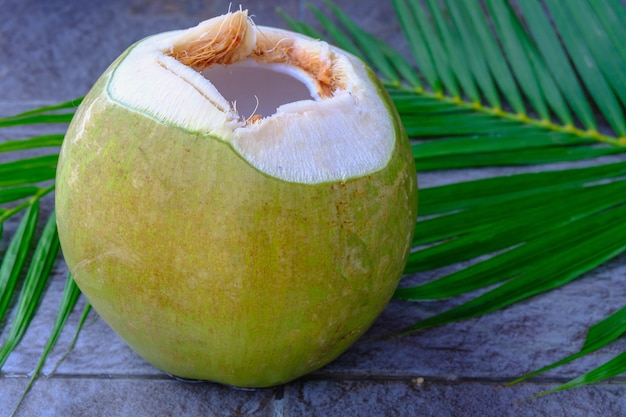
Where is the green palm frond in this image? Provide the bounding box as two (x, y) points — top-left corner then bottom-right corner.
(287, 0), (626, 393)
(10, 275), (90, 416)
(0, 101), (83, 408)
(2, 0), (626, 400)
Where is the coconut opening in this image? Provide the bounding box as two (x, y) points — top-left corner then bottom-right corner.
(201, 60), (317, 121)
(165, 10), (344, 121)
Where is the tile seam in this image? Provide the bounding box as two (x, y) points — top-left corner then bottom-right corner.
(3, 372), (626, 386)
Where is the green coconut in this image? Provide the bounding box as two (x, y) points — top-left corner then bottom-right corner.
(55, 10), (417, 388)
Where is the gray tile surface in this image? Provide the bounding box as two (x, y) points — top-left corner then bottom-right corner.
(284, 380), (626, 417)
(3, 378), (277, 417)
(2, 0), (626, 416)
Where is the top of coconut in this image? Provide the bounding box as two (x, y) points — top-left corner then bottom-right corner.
(107, 10), (397, 184)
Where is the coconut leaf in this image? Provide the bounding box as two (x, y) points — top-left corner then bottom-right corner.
(543, 0), (625, 135)
(544, 351), (626, 395)
(0, 211), (60, 368)
(0, 134), (65, 153)
(0, 203), (39, 324)
(0, 113), (76, 129)
(0, 100), (79, 407)
(301, 0), (626, 392)
(397, 206), (626, 332)
(320, 0), (421, 88)
(9, 274), (84, 416)
(398, 178), (626, 302)
(0, 98), (82, 128)
(305, 0), (626, 166)
(0, 155), (59, 187)
(275, 8), (324, 40)
(515, 0), (596, 130)
(405, 178), (626, 274)
(508, 306), (626, 387)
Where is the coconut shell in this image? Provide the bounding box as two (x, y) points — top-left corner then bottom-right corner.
(55, 14), (417, 388)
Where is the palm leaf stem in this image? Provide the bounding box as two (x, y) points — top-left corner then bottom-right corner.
(0, 185), (55, 223)
(388, 85), (626, 148)
(48, 301), (92, 376)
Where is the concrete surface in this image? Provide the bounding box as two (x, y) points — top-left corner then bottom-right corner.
(2, 0), (626, 416)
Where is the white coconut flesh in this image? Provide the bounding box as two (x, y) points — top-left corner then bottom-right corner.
(106, 10), (396, 184)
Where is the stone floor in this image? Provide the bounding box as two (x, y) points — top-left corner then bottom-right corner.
(2, 0), (626, 416)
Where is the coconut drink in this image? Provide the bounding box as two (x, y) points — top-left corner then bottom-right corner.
(55, 10), (418, 388)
